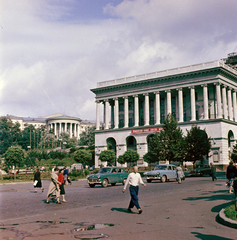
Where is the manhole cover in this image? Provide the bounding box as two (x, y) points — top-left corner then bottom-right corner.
(74, 233), (109, 239)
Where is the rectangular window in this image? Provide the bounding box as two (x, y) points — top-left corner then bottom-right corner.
(119, 102), (124, 111)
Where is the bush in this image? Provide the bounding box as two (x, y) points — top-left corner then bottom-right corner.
(84, 169), (90, 176)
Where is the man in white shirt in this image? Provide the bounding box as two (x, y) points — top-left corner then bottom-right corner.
(123, 166), (146, 214)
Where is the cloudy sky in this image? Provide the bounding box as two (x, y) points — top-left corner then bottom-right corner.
(1, 0), (237, 121)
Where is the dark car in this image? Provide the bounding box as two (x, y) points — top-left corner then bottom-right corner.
(87, 167), (129, 188)
(186, 165), (212, 177)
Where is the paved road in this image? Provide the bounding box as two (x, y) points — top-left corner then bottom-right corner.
(0, 174), (236, 240)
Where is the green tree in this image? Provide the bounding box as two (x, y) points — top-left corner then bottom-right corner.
(117, 155), (126, 165)
(74, 149), (92, 166)
(230, 142), (237, 163)
(20, 124), (36, 150)
(4, 146), (26, 168)
(79, 126), (95, 147)
(145, 114), (185, 163)
(123, 149), (139, 166)
(184, 125), (211, 164)
(0, 117), (21, 154)
(99, 150), (116, 166)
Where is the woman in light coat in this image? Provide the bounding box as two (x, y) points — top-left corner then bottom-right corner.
(176, 165), (183, 184)
(46, 168), (61, 204)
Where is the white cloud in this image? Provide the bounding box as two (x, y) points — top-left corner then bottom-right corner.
(1, 0), (237, 121)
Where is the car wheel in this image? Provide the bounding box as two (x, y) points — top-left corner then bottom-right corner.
(161, 175), (166, 183)
(89, 184), (95, 188)
(102, 179), (108, 188)
(147, 179), (152, 183)
(111, 183), (116, 186)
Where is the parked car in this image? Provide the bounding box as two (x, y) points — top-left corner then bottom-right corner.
(186, 165), (212, 177)
(87, 167), (129, 188)
(143, 164), (185, 183)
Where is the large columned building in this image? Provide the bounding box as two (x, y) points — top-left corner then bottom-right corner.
(91, 55), (237, 168)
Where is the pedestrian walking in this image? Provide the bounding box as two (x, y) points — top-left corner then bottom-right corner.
(46, 167), (61, 204)
(63, 166), (69, 185)
(33, 168), (44, 193)
(58, 169), (67, 203)
(176, 164), (183, 184)
(226, 161), (236, 194)
(210, 163), (217, 181)
(122, 166), (146, 214)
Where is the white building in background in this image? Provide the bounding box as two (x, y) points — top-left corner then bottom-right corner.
(91, 54), (237, 169)
(6, 113), (95, 140)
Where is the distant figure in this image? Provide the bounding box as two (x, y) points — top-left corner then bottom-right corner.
(63, 166), (69, 184)
(210, 163), (217, 181)
(46, 168), (61, 204)
(122, 166), (146, 214)
(58, 169), (67, 203)
(33, 168), (44, 193)
(226, 161), (236, 194)
(176, 165), (183, 184)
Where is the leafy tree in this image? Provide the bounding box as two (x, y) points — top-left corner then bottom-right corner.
(0, 117), (21, 154)
(117, 155), (126, 165)
(20, 124), (36, 150)
(230, 142), (237, 163)
(123, 149), (139, 166)
(99, 150), (116, 166)
(145, 114), (185, 163)
(184, 125), (211, 164)
(79, 126), (95, 147)
(74, 149), (92, 166)
(4, 146), (26, 168)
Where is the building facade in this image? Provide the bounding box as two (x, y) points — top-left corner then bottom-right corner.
(91, 58), (237, 168)
(6, 113), (95, 140)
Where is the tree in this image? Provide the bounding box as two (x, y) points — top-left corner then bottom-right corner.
(117, 155), (126, 165)
(184, 125), (211, 164)
(230, 142), (237, 163)
(74, 149), (92, 166)
(79, 126), (95, 147)
(145, 114), (185, 163)
(4, 146), (26, 168)
(20, 124), (36, 150)
(0, 117), (21, 154)
(123, 149), (139, 166)
(99, 150), (116, 166)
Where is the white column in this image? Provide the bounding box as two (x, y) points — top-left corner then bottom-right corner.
(144, 93), (149, 126)
(124, 96), (128, 128)
(114, 98), (119, 129)
(105, 99), (109, 130)
(190, 86), (196, 121)
(177, 88), (183, 122)
(202, 84), (209, 120)
(73, 123), (76, 137)
(70, 123), (72, 138)
(227, 88), (233, 121)
(134, 95), (139, 127)
(77, 124), (81, 139)
(59, 122), (62, 135)
(96, 101), (100, 130)
(233, 90), (237, 121)
(215, 83), (222, 118)
(222, 85), (228, 119)
(54, 122), (57, 136)
(166, 90), (171, 115)
(155, 91), (160, 125)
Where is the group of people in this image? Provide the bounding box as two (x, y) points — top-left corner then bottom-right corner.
(33, 166), (70, 204)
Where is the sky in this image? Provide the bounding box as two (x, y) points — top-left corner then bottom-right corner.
(1, 0), (237, 121)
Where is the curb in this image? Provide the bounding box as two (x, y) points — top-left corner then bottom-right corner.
(219, 208), (237, 229)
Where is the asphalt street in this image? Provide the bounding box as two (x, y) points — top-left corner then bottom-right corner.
(0, 173), (236, 240)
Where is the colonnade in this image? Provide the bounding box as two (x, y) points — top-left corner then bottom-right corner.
(48, 122), (80, 139)
(96, 83), (237, 130)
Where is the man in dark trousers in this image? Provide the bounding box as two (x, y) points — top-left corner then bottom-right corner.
(123, 166), (146, 214)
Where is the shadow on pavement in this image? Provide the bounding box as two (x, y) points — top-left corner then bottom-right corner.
(191, 232), (234, 240)
(183, 192), (234, 202)
(111, 208), (136, 214)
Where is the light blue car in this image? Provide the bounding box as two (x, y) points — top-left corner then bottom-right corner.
(143, 164), (184, 183)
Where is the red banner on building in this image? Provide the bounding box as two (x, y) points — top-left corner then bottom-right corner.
(131, 127), (163, 134)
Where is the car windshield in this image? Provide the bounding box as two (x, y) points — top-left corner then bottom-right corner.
(99, 168), (111, 173)
(154, 165), (168, 170)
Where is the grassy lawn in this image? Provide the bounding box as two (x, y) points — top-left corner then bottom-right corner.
(224, 201), (237, 221)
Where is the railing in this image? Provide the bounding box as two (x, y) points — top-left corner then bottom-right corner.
(97, 60), (237, 88)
